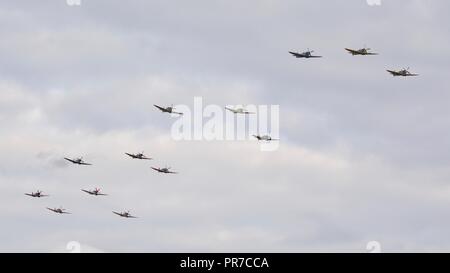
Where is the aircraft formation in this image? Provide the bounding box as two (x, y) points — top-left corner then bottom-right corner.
(27, 44), (413, 221)
(27, 101), (276, 218)
(289, 46), (419, 77)
(26, 146), (184, 218)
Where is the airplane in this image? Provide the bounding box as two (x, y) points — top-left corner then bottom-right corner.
(252, 135), (279, 141)
(64, 157), (92, 165)
(225, 107), (255, 114)
(47, 207), (71, 214)
(81, 188), (108, 196)
(387, 67), (419, 77)
(25, 190), (49, 198)
(125, 152), (152, 160)
(289, 49), (322, 58)
(345, 46), (378, 56)
(113, 210), (138, 218)
(151, 166), (178, 174)
(154, 104), (183, 115)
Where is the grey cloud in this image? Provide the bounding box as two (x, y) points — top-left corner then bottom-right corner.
(1, 0), (450, 252)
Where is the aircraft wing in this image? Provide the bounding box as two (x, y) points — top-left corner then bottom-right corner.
(79, 162), (92, 166)
(171, 111), (183, 115)
(127, 215), (138, 218)
(141, 156), (152, 160)
(153, 104), (166, 112)
(151, 167), (161, 172)
(345, 48), (359, 55)
(289, 51), (304, 58)
(407, 73), (419, 76)
(112, 211), (122, 216)
(97, 193), (108, 196)
(64, 157), (77, 164)
(125, 153), (136, 158)
(387, 70), (401, 76)
(308, 55), (322, 58)
(167, 170), (178, 174)
(225, 107), (236, 113)
(46, 207), (57, 213)
(81, 189), (92, 194)
(25, 193), (34, 197)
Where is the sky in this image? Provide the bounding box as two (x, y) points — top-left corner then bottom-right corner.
(1, 0), (450, 252)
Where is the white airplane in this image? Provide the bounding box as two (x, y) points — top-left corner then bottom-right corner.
(151, 166), (178, 174)
(25, 190), (49, 198)
(113, 210), (137, 218)
(225, 107), (255, 114)
(125, 152), (152, 160)
(81, 188), (108, 196)
(252, 135), (279, 141)
(154, 104), (183, 115)
(64, 157), (92, 165)
(47, 207), (71, 214)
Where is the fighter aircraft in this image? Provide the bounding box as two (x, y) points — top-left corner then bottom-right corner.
(386, 67), (419, 77)
(81, 188), (108, 196)
(289, 49), (322, 58)
(47, 207), (71, 214)
(64, 157), (92, 165)
(154, 104), (183, 115)
(345, 47), (378, 56)
(113, 210), (138, 218)
(252, 135), (279, 141)
(125, 152), (152, 160)
(25, 190), (49, 198)
(151, 166), (178, 174)
(225, 107), (254, 114)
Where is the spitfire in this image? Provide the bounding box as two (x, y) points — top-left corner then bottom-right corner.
(47, 207), (71, 214)
(113, 210), (138, 218)
(345, 46), (378, 56)
(225, 107), (254, 114)
(25, 190), (49, 198)
(151, 166), (178, 174)
(64, 157), (92, 165)
(289, 49), (322, 58)
(125, 152), (152, 160)
(387, 67), (419, 77)
(81, 188), (108, 196)
(253, 135), (278, 141)
(154, 104), (183, 115)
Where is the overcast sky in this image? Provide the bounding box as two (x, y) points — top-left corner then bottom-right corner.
(1, 0), (450, 252)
